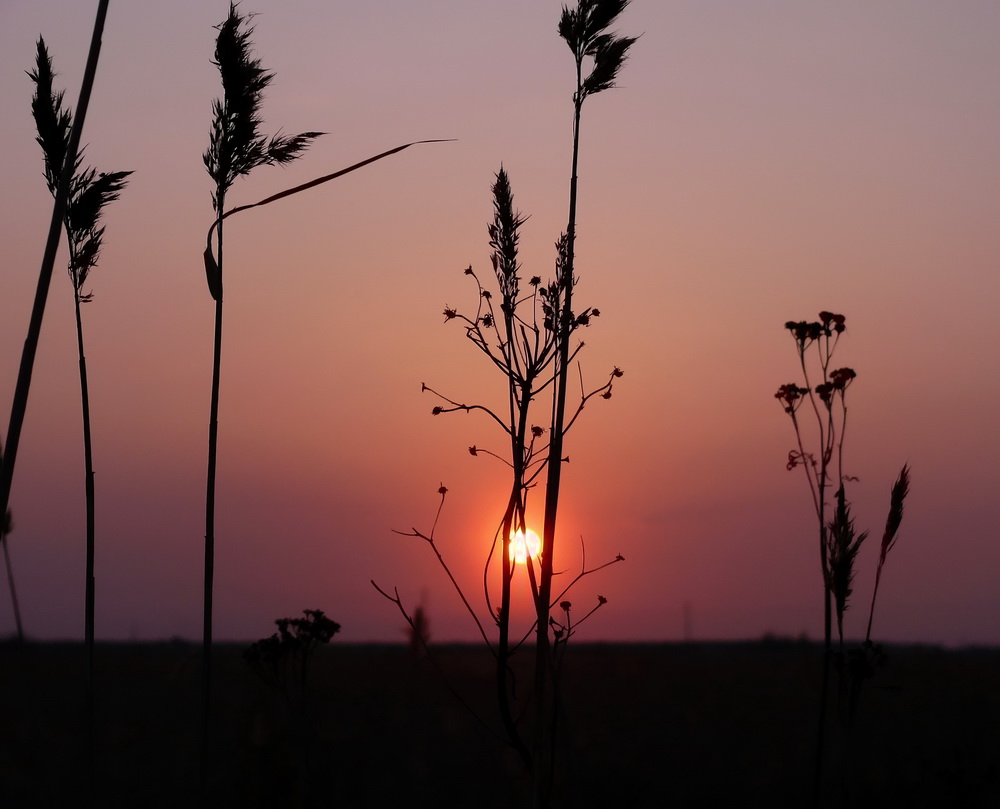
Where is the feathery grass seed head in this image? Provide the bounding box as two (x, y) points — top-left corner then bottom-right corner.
(204, 4), (320, 211)
(30, 41), (131, 298)
(879, 464), (910, 565)
(559, 0), (637, 100)
(826, 487), (868, 641)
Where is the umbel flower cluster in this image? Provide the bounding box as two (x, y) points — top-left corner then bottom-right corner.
(243, 609), (340, 699)
(775, 312), (854, 417)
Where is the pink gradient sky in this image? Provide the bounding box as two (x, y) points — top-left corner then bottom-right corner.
(1, 1), (998, 645)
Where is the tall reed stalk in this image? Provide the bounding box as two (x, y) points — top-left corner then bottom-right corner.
(534, 4), (635, 802)
(201, 4), (320, 792)
(200, 4), (448, 794)
(0, 0), (109, 640)
(29, 36), (130, 808)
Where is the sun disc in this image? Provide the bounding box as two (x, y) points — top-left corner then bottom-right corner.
(510, 528), (542, 564)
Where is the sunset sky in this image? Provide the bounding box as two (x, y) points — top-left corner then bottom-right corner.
(1, 1), (998, 646)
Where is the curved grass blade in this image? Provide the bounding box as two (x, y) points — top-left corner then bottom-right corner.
(204, 139), (455, 299)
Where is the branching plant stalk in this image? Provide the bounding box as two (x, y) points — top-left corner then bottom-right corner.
(379, 9), (632, 806)
(496, 378), (535, 770)
(777, 314), (858, 805)
(798, 342), (836, 806)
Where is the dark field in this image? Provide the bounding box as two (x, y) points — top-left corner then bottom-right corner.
(1, 640), (998, 807)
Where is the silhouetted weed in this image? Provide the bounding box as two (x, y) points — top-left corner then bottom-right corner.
(777, 312), (910, 805)
(376, 3), (637, 806)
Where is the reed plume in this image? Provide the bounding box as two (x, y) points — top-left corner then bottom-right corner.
(826, 487), (867, 648)
(865, 464), (910, 642)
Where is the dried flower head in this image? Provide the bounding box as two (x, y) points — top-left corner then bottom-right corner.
(830, 367), (856, 390)
(775, 383), (807, 413)
(820, 311), (846, 333)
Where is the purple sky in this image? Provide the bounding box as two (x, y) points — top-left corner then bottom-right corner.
(1, 1), (998, 646)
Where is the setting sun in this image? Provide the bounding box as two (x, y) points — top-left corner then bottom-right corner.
(510, 528), (542, 565)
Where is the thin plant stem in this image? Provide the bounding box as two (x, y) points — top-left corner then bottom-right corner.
(74, 292), (97, 809)
(0, 533), (23, 643)
(0, 442), (22, 643)
(533, 43), (583, 809)
(201, 209), (224, 800)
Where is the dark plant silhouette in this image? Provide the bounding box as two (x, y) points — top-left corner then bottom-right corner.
(244, 609), (341, 707)
(0, 1), (110, 652)
(0, 440), (22, 644)
(865, 465), (910, 644)
(200, 4), (449, 792)
(202, 3), (321, 790)
(535, 6), (637, 798)
(775, 311), (851, 800)
(407, 603), (430, 661)
(244, 609), (340, 808)
(28, 41), (131, 797)
(776, 312), (910, 805)
(376, 3), (635, 805)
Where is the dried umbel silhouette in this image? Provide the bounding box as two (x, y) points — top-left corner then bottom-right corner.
(776, 312), (910, 804)
(244, 609), (340, 808)
(244, 609), (341, 706)
(376, 3), (636, 805)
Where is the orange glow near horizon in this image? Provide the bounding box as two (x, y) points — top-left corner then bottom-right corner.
(510, 528), (542, 565)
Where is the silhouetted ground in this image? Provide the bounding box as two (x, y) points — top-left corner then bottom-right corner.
(1, 639), (997, 807)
